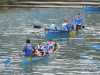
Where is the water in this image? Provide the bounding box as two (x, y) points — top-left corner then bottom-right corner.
(0, 7), (100, 75)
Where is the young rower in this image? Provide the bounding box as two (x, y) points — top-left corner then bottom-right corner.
(61, 20), (68, 31)
(49, 21), (57, 30)
(75, 13), (86, 29)
(35, 42), (44, 56)
(21, 39), (33, 56)
(61, 20), (75, 31)
(49, 39), (54, 49)
(43, 40), (52, 54)
(49, 39), (61, 51)
(52, 43), (61, 51)
(32, 46), (41, 56)
(66, 20), (76, 30)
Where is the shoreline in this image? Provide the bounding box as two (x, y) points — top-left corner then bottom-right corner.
(0, 2), (100, 8)
(0, 5), (83, 8)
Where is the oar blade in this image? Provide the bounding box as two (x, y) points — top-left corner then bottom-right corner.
(5, 58), (11, 66)
(0, 52), (2, 55)
(88, 45), (100, 50)
(80, 55), (93, 59)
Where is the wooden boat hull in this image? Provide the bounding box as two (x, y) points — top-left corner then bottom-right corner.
(45, 29), (78, 39)
(83, 5), (100, 11)
(21, 53), (55, 64)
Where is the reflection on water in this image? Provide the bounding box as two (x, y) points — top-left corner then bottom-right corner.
(4, 65), (10, 75)
(22, 64), (33, 74)
(0, 8), (100, 75)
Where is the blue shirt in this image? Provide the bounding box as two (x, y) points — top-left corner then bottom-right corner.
(61, 23), (67, 31)
(43, 43), (51, 52)
(75, 17), (85, 25)
(22, 44), (33, 56)
(66, 23), (74, 30)
(49, 42), (54, 48)
(49, 24), (57, 30)
(35, 45), (44, 51)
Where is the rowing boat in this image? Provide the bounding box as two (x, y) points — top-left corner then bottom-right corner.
(83, 5), (100, 11)
(21, 50), (57, 64)
(45, 29), (78, 39)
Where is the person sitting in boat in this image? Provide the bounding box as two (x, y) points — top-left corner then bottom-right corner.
(52, 43), (61, 51)
(49, 39), (61, 51)
(66, 21), (76, 30)
(61, 20), (68, 31)
(75, 13), (86, 29)
(21, 39), (33, 56)
(31, 46), (41, 56)
(49, 21), (57, 30)
(43, 40), (52, 54)
(49, 39), (54, 49)
(35, 42), (44, 56)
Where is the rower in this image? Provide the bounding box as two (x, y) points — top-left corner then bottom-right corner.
(49, 39), (61, 51)
(75, 13), (86, 29)
(52, 43), (61, 51)
(49, 21), (57, 30)
(35, 42), (44, 56)
(21, 39), (33, 56)
(43, 40), (52, 54)
(61, 20), (68, 31)
(66, 21), (76, 30)
(49, 39), (54, 49)
(31, 46), (41, 56)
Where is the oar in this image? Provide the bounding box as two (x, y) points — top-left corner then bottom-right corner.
(4, 53), (19, 66)
(79, 55), (93, 59)
(88, 45), (100, 50)
(0, 52), (2, 55)
(5, 58), (11, 66)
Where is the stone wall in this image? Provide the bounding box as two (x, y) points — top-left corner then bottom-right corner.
(0, 0), (18, 5)
(18, 0), (99, 2)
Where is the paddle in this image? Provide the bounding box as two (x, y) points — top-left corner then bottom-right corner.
(88, 45), (100, 50)
(0, 52), (2, 55)
(4, 53), (19, 66)
(79, 55), (93, 59)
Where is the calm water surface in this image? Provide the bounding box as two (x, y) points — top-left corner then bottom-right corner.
(0, 7), (100, 75)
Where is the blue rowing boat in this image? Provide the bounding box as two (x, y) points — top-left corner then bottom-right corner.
(21, 52), (56, 64)
(45, 29), (78, 39)
(83, 5), (100, 11)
